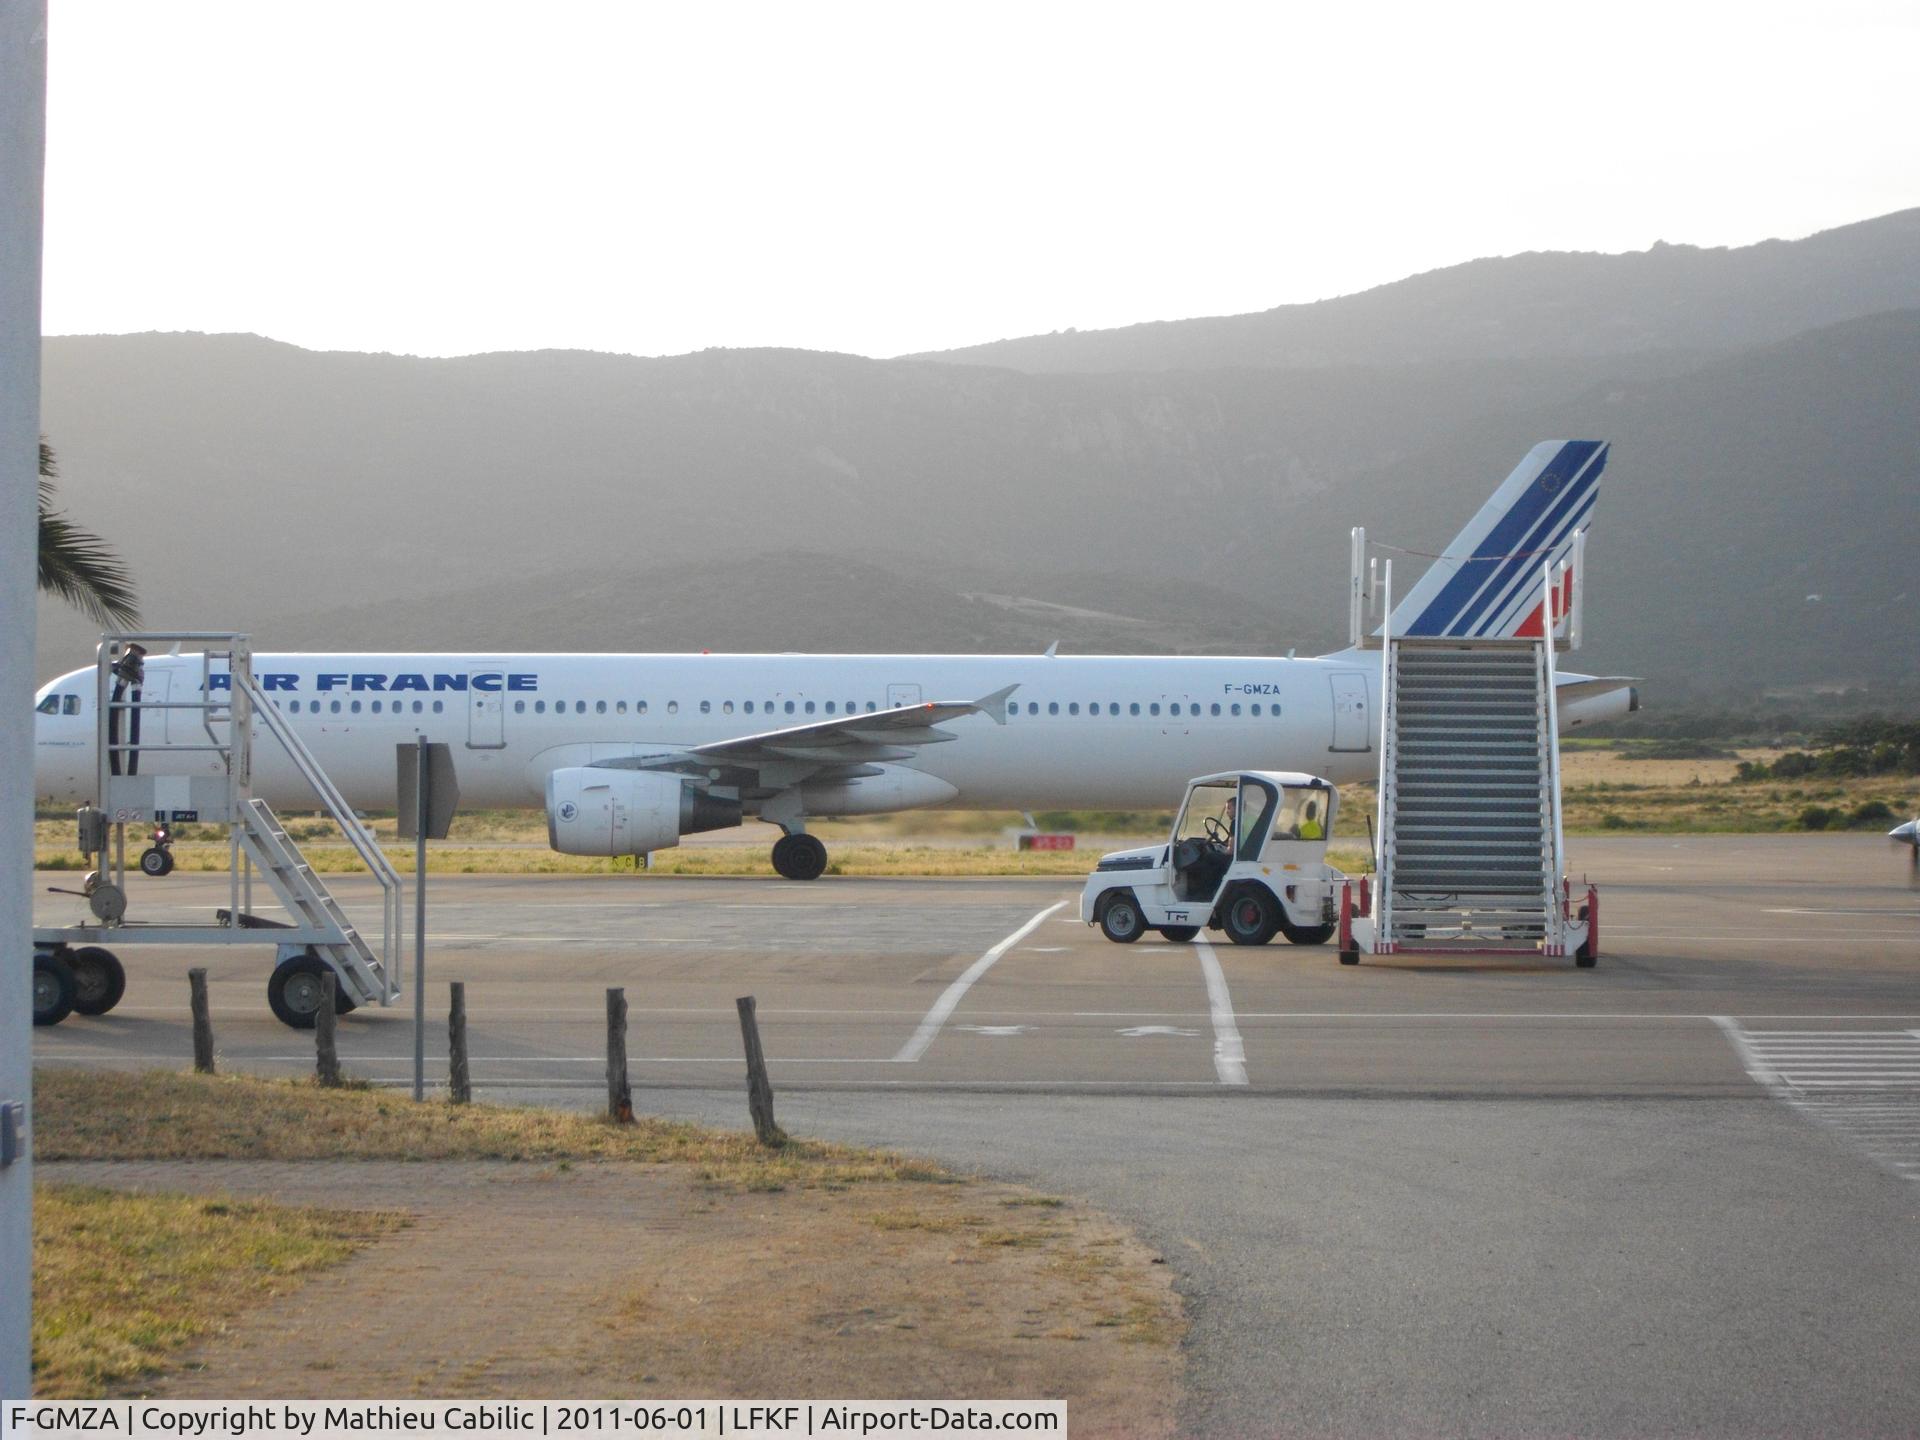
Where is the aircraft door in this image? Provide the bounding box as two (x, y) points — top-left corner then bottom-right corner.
(1329, 672), (1371, 752)
(886, 683), (922, 710)
(467, 672), (506, 749)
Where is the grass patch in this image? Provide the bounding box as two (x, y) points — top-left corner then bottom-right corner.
(34, 1071), (951, 1191)
(33, 1183), (403, 1396)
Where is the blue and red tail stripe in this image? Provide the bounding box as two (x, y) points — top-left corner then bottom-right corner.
(1398, 441), (1609, 639)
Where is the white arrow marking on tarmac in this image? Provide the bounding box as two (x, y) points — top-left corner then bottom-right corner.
(956, 1025), (1033, 1037)
(1118, 1025), (1202, 1038)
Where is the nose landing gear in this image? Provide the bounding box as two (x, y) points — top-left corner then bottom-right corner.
(138, 822), (175, 877)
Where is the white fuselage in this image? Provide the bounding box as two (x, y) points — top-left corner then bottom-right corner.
(33, 651), (1385, 815)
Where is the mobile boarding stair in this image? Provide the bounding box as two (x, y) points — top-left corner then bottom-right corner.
(1338, 539), (1598, 967)
(34, 632), (402, 1028)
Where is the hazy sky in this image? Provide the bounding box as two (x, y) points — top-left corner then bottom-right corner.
(41, 0), (1920, 360)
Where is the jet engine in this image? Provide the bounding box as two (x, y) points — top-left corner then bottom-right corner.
(545, 767), (742, 856)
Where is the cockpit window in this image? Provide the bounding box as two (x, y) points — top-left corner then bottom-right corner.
(36, 694), (58, 714)
(62, 695), (81, 716)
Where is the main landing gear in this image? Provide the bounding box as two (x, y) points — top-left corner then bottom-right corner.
(771, 832), (828, 881)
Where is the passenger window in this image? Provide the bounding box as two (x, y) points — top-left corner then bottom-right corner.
(637, 701), (648, 714)
(804, 701), (815, 714)
(785, 701), (795, 714)
(35, 694), (58, 714)
(1068, 703), (1080, 716)
(825, 701), (836, 714)
(331, 700), (342, 714)
(372, 700), (384, 714)
(1251, 703), (1262, 716)
(1230, 703), (1241, 716)
(350, 700), (362, 714)
(432, 700), (443, 714)
(744, 701), (754, 714)
(596, 700), (607, 714)
(700, 700), (712, 714)
(1108, 703), (1119, 716)
(865, 701), (877, 712)
(616, 701), (627, 714)
(576, 701), (586, 715)
(1150, 703), (1161, 716)
(413, 700), (424, 714)
(514, 700), (525, 713)
(846, 701), (856, 713)
(1210, 703), (1221, 716)
(1129, 702), (1140, 716)
(1048, 702), (1059, 716)
(535, 701), (546, 714)
(723, 700), (734, 714)
(667, 701), (679, 715)
(1170, 703), (1182, 716)
(1028, 702), (1039, 715)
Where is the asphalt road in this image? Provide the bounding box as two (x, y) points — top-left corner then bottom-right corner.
(34, 834), (1920, 1436)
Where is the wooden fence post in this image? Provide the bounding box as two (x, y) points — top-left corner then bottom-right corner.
(736, 996), (785, 1148)
(188, 968), (215, 1075)
(315, 972), (341, 1087)
(606, 987), (632, 1123)
(448, 981), (470, 1105)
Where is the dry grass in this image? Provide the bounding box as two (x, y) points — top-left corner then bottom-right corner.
(33, 1071), (951, 1191)
(33, 1183), (403, 1396)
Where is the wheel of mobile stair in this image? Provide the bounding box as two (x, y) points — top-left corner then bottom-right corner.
(67, 946), (127, 1016)
(267, 950), (358, 1029)
(33, 950), (78, 1026)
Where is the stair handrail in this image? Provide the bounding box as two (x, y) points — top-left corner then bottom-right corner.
(1375, 558), (1396, 947)
(1539, 558), (1568, 954)
(242, 674), (402, 997)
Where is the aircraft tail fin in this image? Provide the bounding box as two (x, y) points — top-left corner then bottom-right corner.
(1383, 440), (1609, 639)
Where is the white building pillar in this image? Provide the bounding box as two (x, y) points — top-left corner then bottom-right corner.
(0, 0), (47, 1402)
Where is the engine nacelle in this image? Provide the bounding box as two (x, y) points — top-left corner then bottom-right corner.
(1558, 684), (1640, 729)
(545, 767), (742, 856)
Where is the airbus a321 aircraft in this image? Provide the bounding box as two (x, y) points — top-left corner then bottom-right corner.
(34, 441), (1635, 879)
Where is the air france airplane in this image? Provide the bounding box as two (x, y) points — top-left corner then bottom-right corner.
(34, 442), (1634, 879)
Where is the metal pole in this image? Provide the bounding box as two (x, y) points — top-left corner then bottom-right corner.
(0, 0), (47, 1399)
(413, 733), (427, 1102)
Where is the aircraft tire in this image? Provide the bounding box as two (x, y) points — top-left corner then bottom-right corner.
(771, 833), (828, 881)
(1222, 887), (1280, 946)
(34, 952), (78, 1026)
(268, 952), (354, 1030)
(1160, 926), (1199, 943)
(68, 946), (127, 1016)
(1098, 892), (1145, 944)
(139, 846), (175, 877)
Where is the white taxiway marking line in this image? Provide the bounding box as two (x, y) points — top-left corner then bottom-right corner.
(1194, 939), (1247, 1086)
(1712, 1017), (1920, 1182)
(891, 901), (1069, 1063)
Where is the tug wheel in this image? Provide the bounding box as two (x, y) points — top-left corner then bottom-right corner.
(1160, 926), (1199, 943)
(1098, 893), (1145, 944)
(1222, 888), (1280, 946)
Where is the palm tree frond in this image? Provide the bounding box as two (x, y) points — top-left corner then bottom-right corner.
(37, 439), (141, 628)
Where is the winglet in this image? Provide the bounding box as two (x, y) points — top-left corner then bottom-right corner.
(974, 683), (1020, 726)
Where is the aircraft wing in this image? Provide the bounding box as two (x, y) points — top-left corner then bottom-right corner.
(1555, 675), (1637, 703)
(588, 685), (1018, 787)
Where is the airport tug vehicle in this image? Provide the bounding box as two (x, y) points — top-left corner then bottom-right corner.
(1081, 770), (1347, 946)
